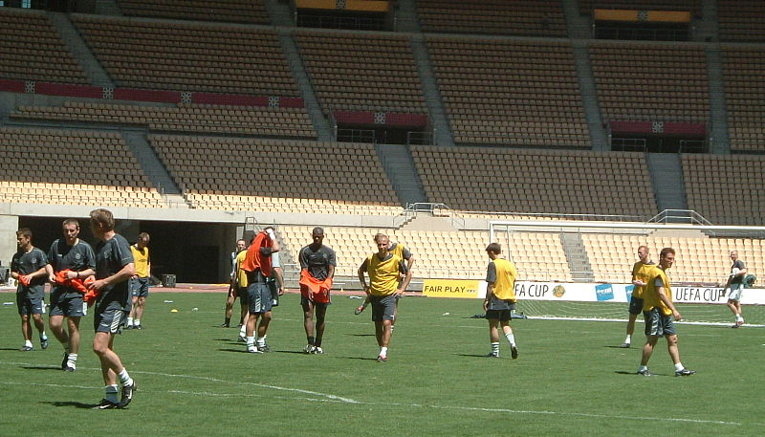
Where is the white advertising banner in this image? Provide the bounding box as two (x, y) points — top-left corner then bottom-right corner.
(488, 281), (765, 305)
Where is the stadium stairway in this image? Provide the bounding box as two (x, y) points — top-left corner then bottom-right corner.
(278, 30), (333, 141)
(705, 46), (731, 153)
(410, 35), (454, 147)
(395, 0), (421, 33)
(376, 143), (428, 205)
(0, 92), (14, 122)
(572, 41), (609, 151)
(647, 153), (688, 212)
(696, 0), (720, 43)
(561, 0), (592, 39)
(263, 0), (294, 27)
(121, 130), (184, 202)
(94, 0), (122, 16)
(48, 12), (114, 88)
(560, 232), (594, 282)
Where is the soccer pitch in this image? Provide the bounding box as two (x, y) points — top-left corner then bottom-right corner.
(1, 291), (763, 436)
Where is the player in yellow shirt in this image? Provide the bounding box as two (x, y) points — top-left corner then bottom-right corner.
(637, 247), (695, 377)
(354, 235), (416, 331)
(483, 243), (519, 359)
(222, 239), (248, 328)
(357, 233), (411, 362)
(620, 246), (654, 348)
(126, 232), (150, 330)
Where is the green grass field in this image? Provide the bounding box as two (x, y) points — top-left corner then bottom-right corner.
(1, 291), (763, 436)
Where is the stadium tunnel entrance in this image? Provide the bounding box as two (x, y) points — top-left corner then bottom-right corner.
(17, 216), (236, 284)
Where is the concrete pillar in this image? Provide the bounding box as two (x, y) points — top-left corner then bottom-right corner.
(0, 215), (20, 268)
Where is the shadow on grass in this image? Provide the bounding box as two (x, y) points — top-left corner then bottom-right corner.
(604, 345), (634, 349)
(455, 353), (495, 359)
(45, 401), (99, 409)
(348, 334), (375, 337)
(218, 348), (253, 354)
(22, 365), (61, 371)
(614, 370), (667, 376)
(342, 356), (383, 362)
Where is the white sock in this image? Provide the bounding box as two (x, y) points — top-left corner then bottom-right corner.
(24, 340), (33, 348)
(118, 368), (134, 386)
(638, 365), (648, 372)
(257, 336), (266, 347)
(40, 332), (48, 340)
(127, 317), (133, 326)
(736, 315), (744, 322)
(491, 342), (500, 354)
(68, 353), (78, 364)
(624, 335), (631, 344)
(379, 346), (388, 357)
(505, 332), (516, 347)
(134, 319), (141, 326)
(674, 363), (684, 371)
(105, 385), (119, 403)
(246, 336), (255, 347)
(240, 326), (247, 337)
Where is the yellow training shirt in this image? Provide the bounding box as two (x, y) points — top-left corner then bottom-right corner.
(131, 245), (150, 278)
(367, 253), (402, 297)
(489, 258), (518, 302)
(631, 261), (655, 298)
(642, 266), (673, 316)
(234, 250), (248, 288)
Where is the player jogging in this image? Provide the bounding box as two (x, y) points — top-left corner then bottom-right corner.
(357, 233), (411, 362)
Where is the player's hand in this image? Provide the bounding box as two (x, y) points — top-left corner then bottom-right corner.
(48, 274), (56, 283)
(66, 270), (78, 280)
(482, 300), (489, 311)
(673, 310), (682, 321)
(89, 278), (108, 291)
(633, 280), (646, 286)
(278, 287), (285, 296)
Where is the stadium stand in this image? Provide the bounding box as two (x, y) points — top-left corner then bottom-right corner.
(0, 8), (89, 84)
(294, 31), (426, 114)
(147, 135), (401, 213)
(582, 233), (764, 285)
(717, 0), (765, 42)
(71, 14), (298, 96)
(681, 154), (765, 226)
(721, 46), (765, 152)
(589, 41), (709, 124)
(116, 0), (271, 24)
(0, 127), (163, 207)
(11, 102), (317, 138)
(416, 0), (566, 37)
(277, 225), (571, 281)
(411, 145), (657, 218)
(426, 37), (589, 147)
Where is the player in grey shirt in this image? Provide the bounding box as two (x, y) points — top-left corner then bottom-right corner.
(11, 228), (49, 351)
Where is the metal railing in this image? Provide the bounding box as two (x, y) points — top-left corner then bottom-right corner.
(648, 209), (712, 226)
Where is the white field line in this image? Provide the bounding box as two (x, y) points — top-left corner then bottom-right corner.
(1, 361), (760, 427)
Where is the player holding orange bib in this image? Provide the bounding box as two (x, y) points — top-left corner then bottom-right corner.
(298, 227), (336, 354)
